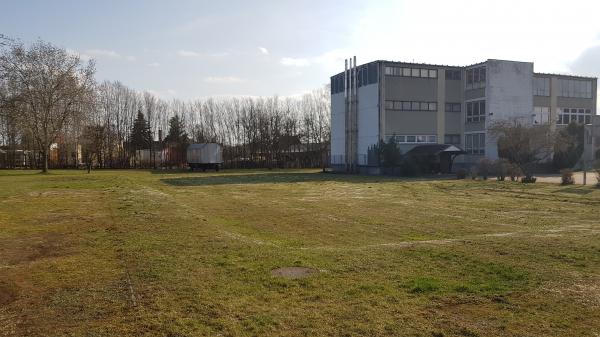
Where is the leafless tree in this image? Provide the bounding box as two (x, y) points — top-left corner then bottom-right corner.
(489, 119), (557, 178)
(0, 40), (95, 172)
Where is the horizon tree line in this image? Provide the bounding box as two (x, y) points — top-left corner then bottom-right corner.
(0, 37), (331, 171)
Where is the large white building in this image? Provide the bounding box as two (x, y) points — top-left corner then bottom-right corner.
(330, 58), (598, 173)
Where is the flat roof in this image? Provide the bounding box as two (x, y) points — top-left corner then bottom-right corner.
(330, 59), (597, 80)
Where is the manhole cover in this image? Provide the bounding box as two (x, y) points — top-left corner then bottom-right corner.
(271, 267), (317, 279)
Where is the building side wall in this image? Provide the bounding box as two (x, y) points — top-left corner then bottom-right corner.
(486, 60), (534, 159)
(357, 83), (380, 165)
(445, 76), (463, 138)
(384, 75), (438, 137)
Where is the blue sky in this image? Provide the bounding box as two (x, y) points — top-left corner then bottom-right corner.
(2, 0), (600, 100)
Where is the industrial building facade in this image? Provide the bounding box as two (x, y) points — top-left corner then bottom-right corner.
(330, 58), (598, 173)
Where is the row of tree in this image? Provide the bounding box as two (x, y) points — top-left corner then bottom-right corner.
(0, 38), (331, 171)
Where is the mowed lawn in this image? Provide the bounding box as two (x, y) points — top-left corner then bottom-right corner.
(1, 170), (599, 337)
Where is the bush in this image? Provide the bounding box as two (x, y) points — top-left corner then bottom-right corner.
(476, 158), (494, 180)
(495, 159), (510, 181)
(456, 168), (467, 179)
(521, 174), (537, 183)
(595, 169), (600, 188)
(560, 169), (574, 185)
(507, 163), (523, 181)
(469, 166), (478, 180)
(399, 157), (418, 177)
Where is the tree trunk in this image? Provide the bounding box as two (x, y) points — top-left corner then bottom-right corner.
(42, 148), (49, 173)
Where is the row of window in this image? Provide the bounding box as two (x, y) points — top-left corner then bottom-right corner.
(385, 66), (438, 79)
(466, 100), (486, 123)
(558, 114), (592, 125)
(533, 77), (550, 96)
(532, 78), (593, 98)
(385, 100), (437, 111)
(390, 134), (483, 148)
(330, 63), (379, 94)
(445, 70), (461, 81)
(557, 107), (593, 125)
(445, 103), (461, 112)
(392, 135), (437, 144)
(558, 79), (593, 98)
(465, 133), (485, 155)
(466, 67), (486, 89)
(444, 134), (461, 145)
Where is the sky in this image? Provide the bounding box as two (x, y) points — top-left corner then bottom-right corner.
(2, 0), (600, 100)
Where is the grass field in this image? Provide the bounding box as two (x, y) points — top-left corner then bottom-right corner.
(1, 169), (599, 337)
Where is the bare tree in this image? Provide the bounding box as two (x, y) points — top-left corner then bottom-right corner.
(489, 119), (557, 179)
(0, 40), (95, 172)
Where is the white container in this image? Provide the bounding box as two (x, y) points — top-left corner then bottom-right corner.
(186, 143), (223, 171)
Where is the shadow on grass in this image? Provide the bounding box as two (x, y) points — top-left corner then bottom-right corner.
(160, 172), (416, 186)
(557, 187), (595, 195)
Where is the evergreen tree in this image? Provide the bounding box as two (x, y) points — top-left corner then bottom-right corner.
(130, 110), (151, 150)
(553, 122), (584, 169)
(164, 114), (189, 166)
(165, 114), (188, 144)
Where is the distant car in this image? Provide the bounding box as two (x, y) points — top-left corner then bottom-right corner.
(186, 143), (223, 171)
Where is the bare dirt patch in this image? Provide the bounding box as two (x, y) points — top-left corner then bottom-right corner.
(271, 267), (318, 279)
(0, 280), (18, 305)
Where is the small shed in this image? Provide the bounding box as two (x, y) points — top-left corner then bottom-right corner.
(405, 144), (466, 173)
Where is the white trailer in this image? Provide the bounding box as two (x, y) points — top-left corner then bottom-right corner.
(186, 143), (223, 171)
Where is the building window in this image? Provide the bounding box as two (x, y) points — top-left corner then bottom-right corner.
(444, 134), (461, 145)
(466, 100), (485, 123)
(466, 66), (486, 89)
(330, 63), (378, 94)
(558, 79), (592, 98)
(533, 106), (550, 125)
(465, 133), (485, 155)
(393, 135), (437, 144)
(445, 102), (461, 112)
(533, 77), (550, 96)
(384, 66), (438, 78)
(445, 69), (461, 80)
(385, 100), (438, 111)
(557, 107), (593, 125)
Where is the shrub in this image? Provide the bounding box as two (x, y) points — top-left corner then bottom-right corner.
(521, 174), (537, 183)
(560, 169), (574, 185)
(595, 169), (600, 188)
(507, 163), (523, 182)
(476, 158), (494, 180)
(495, 159), (510, 181)
(456, 168), (467, 180)
(469, 166), (478, 180)
(399, 157), (418, 177)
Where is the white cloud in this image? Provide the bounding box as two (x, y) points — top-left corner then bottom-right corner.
(177, 50), (229, 58)
(66, 49), (92, 62)
(258, 47), (269, 55)
(203, 76), (246, 84)
(280, 57), (310, 67)
(86, 49), (121, 58)
(147, 62), (160, 68)
(68, 48), (136, 62)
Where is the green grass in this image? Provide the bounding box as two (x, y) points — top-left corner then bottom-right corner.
(1, 169), (599, 336)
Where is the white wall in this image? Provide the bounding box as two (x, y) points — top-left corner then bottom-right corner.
(357, 83), (380, 164)
(486, 60), (534, 159)
(330, 92), (346, 164)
